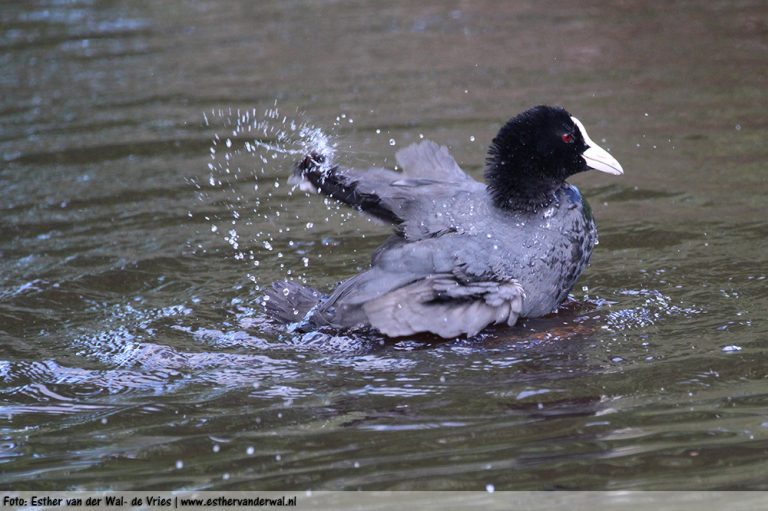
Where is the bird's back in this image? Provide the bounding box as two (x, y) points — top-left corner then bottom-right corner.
(394, 183), (596, 317)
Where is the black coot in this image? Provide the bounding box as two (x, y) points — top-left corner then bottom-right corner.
(265, 105), (623, 338)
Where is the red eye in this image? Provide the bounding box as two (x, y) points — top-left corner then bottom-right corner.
(561, 133), (574, 144)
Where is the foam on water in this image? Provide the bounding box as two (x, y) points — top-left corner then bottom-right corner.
(603, 288), (702, 331)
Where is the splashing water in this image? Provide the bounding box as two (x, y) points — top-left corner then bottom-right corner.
(603, 288), (702, 331)
(195, 104), (352, 291)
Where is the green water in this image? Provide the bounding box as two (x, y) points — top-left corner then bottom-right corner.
(1, 0), (767, 491)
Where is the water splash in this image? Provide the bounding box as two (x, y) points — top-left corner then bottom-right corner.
(602, 288), (702, 331)
(195, 103), (362, 291)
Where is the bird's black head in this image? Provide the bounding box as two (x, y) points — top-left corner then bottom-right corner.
(485, 105), (622, 212)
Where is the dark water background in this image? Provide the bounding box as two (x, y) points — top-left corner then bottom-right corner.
(1, 0), (767, 490)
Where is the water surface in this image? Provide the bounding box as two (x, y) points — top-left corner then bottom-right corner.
(1, 0), (767, 491)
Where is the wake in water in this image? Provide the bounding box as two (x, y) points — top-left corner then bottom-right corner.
(0, 286), (702, 417)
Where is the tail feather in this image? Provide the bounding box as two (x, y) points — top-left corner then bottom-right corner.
(264, 281), (324, 324)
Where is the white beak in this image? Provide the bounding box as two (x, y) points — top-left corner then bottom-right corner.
(571, 116), (624, 176)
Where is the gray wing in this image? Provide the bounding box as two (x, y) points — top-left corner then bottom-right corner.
(313, 234), (525, 338)
(293, 141), (483, 225)
(395, 140), (476, 183)
(362, 275), (524, 338)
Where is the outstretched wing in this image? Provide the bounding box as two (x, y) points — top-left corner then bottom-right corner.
(293, 141), (482, 225)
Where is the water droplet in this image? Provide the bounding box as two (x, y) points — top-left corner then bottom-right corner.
(722, 345), (742, 353)
(246, 446), (255, 455)
(486, 484), (495, 493)
(175, 460), (184, 469)
(389, 138), (396, 146)
(469, 135), (475, 142)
